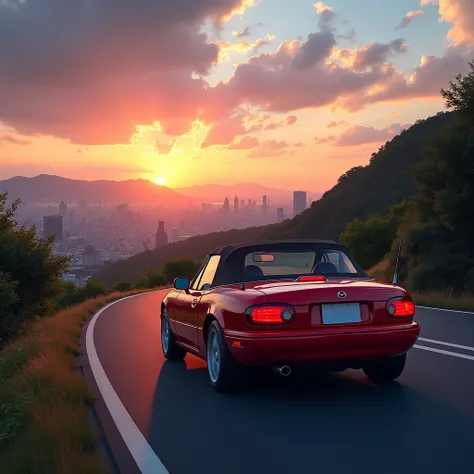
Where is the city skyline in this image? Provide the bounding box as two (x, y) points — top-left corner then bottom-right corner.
(1, 0), (473, 191)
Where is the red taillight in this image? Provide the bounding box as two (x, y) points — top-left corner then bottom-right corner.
(297, 275), (327, 282)
(246, 305), (295, 325)
(386, 297), (415, 317)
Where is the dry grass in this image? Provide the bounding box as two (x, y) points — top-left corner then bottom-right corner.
(411, 289), (474, 312)
(0, 289), (150, 474)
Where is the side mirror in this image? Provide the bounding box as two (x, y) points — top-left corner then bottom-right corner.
(174, 277), (190, 291)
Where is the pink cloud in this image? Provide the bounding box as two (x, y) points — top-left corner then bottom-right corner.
(248, 140), (290, 158)
(228, 136), (260, 150)
(315, 123), (409, 146)
(201, 115), (246, 148)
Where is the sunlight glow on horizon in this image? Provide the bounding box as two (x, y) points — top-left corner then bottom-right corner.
(155, 177), (165, 186)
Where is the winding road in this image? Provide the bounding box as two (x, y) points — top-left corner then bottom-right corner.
(80, 289), (474, 474)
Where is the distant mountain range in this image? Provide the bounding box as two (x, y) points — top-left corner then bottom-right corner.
(0, 175), (321, 208)
(174, 183), (322, 204)
(0, 174), (193, 209)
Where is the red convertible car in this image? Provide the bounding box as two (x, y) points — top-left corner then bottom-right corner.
(161, 240), (419, 392)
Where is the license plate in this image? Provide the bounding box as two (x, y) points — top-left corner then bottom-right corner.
(321, 303), (361, 324)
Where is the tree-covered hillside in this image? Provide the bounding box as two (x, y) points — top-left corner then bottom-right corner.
(96, 111), (454, 286)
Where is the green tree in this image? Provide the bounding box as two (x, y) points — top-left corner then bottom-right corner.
(0, 193), (70, 345)
(162, 257), (202, 282)
(0, 272), (20, 345)
(340, 200), (412, 270)
(441, 61), (474, 117)
(113, 281), (133, 292)
(387, 62), (474, 291)
(145, 269), (167, 288)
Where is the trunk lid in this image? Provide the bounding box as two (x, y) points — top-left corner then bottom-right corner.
(252, 279), (404, 305)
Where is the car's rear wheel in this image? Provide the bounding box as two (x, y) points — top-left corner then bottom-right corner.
(363, 353), (406, 384)
(206, 320), (245, 393)
(161, 309), (186, 361)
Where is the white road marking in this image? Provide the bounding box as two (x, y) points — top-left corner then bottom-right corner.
(417, 305), (474, 315)
(414, 344), (474, 361)
(418, 337), (474, 353)
(85, 292), (169, 474)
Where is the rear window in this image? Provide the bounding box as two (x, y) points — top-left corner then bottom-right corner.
(243, 248), (358, 282)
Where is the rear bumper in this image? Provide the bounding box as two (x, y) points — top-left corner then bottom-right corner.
(224, 322), (420, 367)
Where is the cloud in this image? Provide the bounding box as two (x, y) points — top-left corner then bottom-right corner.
(0, 0), (255, 145)
(201, 115), (246, 148)
(286, 116), (298, 126)
(0, 133), (31, 146)
(248, 140), (289, 158)
(428, 0), (474, 46)
(228, 136), (260, 150)
(292, 31), (337, 70)
(395, 10), (424, 30)
(341, 48), (472, 110)
(218, 34), (276, 60)
(327, 120), (350, 128)
(153, 140), (177, 155)
(315, 123), (409, 146)
(352, 38), (408, 70)
(314, 2), (337, 30)
(338, 29), (356, 42)
(234, 27), (251, 38)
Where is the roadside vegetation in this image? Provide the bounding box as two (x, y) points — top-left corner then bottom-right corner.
(0, 291), (149, 474)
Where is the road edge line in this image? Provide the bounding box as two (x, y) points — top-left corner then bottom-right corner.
(85, 292), (170, 474)
(416, 305), (474, 315)
(414, 344), (474, 361)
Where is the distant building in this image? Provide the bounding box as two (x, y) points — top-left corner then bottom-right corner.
(222, 197), (230, 213)
(82, 245), (102, 267)
(59, 201), (67, 217)
(262, 195), (268, 212)
(155, 221), (168, 248)
(43, 215), (63, 241)
(234, 196), (239, 212)
(240, 199), (245, 209)
(277, 207), (284, 222)
(293, 191), (307, 216)
(171, 228), (179, 243)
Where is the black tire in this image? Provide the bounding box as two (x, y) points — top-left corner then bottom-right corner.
(161, 309), (186, 361)
(206, 320), (246, 393)
(363, 353), (406, 384)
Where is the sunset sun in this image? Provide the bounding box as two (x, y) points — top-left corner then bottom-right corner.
(155, 177), (165, 186)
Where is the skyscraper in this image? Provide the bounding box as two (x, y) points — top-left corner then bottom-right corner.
(59, 201), (67, 217)
(43, 215), (63, 241)
(222, 197), (230, 213)
(277, 207), (284, 222)
(262, 194), (268, 212)
(293, 191), (307, 216)
(155, 221), (168, 248)
(234, 196), (239, 212)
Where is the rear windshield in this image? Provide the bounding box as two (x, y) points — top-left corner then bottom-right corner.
(243, 248), (358, 282)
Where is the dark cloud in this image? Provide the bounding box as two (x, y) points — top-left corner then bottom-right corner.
(0, 0), (252, 144)
(352, 38), (408, 70)
(291, 31), (336, 70)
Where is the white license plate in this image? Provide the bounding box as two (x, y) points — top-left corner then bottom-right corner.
(321, 303), (361, 324)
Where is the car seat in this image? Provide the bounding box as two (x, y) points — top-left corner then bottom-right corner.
(244, 265), (265, 281)
(313, 261), (338, 274)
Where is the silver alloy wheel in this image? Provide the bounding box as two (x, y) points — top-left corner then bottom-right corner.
(161, 314), (170, 353)
(207, 329), (221, 383)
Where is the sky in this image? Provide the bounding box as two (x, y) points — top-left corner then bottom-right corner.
(0, 0), (473, 192)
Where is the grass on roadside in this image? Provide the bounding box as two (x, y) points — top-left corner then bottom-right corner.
(411, 289), (474, 312)
(0, 289), (150, 474)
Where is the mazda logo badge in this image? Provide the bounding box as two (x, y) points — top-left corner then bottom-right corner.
(337, 291), (346, 299)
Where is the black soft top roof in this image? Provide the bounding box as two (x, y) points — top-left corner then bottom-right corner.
(210, 240), (359, 286)
(211, 239), (343, 259)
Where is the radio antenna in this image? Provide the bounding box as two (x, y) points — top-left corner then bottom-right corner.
(392, 229), (404, 285)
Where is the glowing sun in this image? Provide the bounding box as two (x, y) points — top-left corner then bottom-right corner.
(155, 177), (165, 186)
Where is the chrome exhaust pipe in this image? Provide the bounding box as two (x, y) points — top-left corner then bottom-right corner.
(273, 364), (292, 377)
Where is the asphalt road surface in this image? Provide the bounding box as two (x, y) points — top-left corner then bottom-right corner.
(84, 289), (474, 474)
